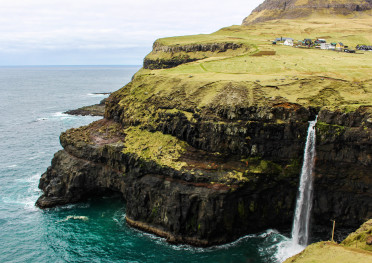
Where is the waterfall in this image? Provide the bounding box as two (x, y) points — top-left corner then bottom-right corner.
(291, 117), (318, 246)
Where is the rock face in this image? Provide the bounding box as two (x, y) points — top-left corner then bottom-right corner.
(36, 109), (312, 245)
(367, 236), (372, 245)
(36, 87), (372, 246)
(242, 0), (372, 25)
(313, 108), (372, 228)
(36, 15), (372, 245)
(143, 41), (248, 69)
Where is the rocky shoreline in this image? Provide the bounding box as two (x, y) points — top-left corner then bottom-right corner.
(64, 96), (110, 117)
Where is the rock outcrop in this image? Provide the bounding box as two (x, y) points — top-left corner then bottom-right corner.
(36, 74), (372, 245)
(64, 98), (108, 117)
(242, 0), (372, 25)
(143, 41), (248, 69)
(342, 219), (372, 251)
(36, 108), (313, 245)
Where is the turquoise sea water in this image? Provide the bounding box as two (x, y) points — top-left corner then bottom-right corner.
(0, 66), (295, 263)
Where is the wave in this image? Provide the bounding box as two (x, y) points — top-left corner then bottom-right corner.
(112, 209), (126, 226)
(126, 222), (302, 262)
(52, 112), (76, 120)
(56, 215), (89, 223)
(27, 151), (46, 160)
(33, 112), (76, 123)
(3, 173), (42, 211)
(87, 93), (109, 97)
(1, 194), (39, 212)
(125, 218), (280, 254)
(15, 173), (41, 184)
(53, 203), (91, 211)
(36, 117), (49, 122)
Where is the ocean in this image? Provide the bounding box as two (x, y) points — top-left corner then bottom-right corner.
(0, 66), (297, 263)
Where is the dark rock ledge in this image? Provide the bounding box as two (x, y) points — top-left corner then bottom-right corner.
(64, 97), (109, 117)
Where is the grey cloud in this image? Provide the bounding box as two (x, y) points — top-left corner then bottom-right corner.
(0, 0), (263, 64)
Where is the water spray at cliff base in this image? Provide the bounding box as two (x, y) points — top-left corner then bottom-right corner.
(275, 117), (318, 262)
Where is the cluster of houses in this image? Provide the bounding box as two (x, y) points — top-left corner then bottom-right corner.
(356, 45), (372, 51)
(272, 37), (368, 53)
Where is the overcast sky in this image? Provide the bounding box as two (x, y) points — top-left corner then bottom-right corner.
(0, 0), (263, 65)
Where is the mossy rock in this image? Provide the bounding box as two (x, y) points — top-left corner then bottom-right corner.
(316, 121), (346, 137)
(342, 219), (372, 252)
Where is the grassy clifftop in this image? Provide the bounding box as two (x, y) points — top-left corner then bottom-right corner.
(135, 16), (372, 113)
(284, 220), (372, 263)
(284, 241), (372, 263)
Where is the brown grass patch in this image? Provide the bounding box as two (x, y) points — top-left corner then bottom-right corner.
(250, 50), (276, 56)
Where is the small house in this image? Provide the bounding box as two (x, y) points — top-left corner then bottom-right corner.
(315, 39), (326, 44)
(320, 43), (333, 50)
(284, 39), (294, 46)
(302, 39), (313, 46)
(275, 37), (293, 42)
(336, 42), (344, 51)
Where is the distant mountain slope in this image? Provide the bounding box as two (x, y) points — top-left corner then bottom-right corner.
(243, 0), (372, 25)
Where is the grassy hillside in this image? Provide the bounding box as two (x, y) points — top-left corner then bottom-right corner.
(137, 16), (372, 112)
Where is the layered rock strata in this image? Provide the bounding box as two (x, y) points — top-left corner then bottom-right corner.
(36, 88), (372, 245)
(313, 108), (372, 228)
(143, 41), (248, 69)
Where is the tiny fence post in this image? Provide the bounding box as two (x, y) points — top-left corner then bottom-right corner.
(331, 220), (336, 242)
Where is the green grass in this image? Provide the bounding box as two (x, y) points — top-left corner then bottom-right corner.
(122, 126), (188, 170)
(130, 16), (372, 112)
(285, 219), (372, 263)
(145, 15), (372, 78)
(342, 219), (372, 252)
(284, 241), (372, 263)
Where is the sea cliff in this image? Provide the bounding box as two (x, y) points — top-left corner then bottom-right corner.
(36, 75), (372, 246)
(36, 7), (372, 247)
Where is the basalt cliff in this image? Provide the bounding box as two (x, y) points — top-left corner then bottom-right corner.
(36, 2), (372, 247)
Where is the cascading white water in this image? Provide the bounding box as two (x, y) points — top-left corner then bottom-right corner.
(274, 117), (318, 262)
(291, 117), (318, 246)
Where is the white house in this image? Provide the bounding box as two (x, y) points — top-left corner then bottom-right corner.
(320, 43), (329, 49)
(320, 43), (335, 50)
(284, 39), (294, 46)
